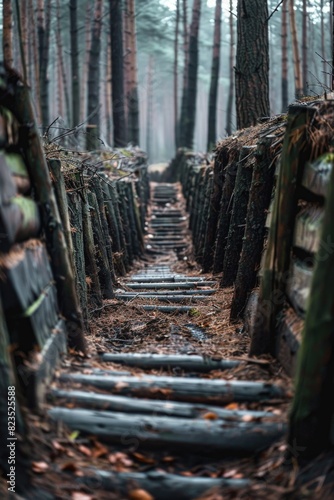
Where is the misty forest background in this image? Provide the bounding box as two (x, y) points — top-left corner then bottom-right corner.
(0, 0), (332, 163)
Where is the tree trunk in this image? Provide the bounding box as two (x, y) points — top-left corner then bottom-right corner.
(110, 0), (127, 147)
(230, 136), (276, 320)
(289, 0), (303, 98)
(3, 0), (13, 68)
(127, 0), (139, 145)
(86, 0), (103, 150)
(28, 0), (41, 123)
(207, 0), (222, 151)
(174, 0), (180, 150)
(81, 1), (92, 122)
(302, 0), (308, 95)
(281, 0), (288, 111)
(221, 146), (255, 287)
(212, 158), (238, 274)
(225, 0), (235, 136)
(56, 0), (70, 123)
(235, 0), (270, 129)
(202, 149), (227, 272)
(177, 0), (188, 148)
(70, 0), (80, 127)
(179, 0), (201, 149)
(38, 0), (51, 130)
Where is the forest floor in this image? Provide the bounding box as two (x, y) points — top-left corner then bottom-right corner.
(2, 183), (334, 500)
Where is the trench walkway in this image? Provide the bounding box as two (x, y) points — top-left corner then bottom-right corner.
(47, 183), (288, 499)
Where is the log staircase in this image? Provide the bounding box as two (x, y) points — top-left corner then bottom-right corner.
(47, 183), (288, 499)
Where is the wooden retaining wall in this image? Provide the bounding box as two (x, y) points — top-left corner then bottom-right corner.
(172, 101), (334, 375)
(0, 66), (149, 490)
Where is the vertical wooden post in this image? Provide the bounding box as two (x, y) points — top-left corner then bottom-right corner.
(289, 158), (334, 458)
(230, 136), (275, 320)
(4, 70), (86, 353)
(221, 145), (255, 287)
(250, 105), (316, 356)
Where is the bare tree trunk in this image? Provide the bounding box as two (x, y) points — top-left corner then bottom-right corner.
(29, 0), (41, 123)
(281, 0), (288, 111)
(124, 0), (131, 126)
(146, 56), (154, 158)
(177, 0), (188, 148)
(302, 0), (308, 95)
(235, 0), (269, 129)
(174, 0), (180, 150)
(70, 0), (80, 127)
(20, 0), (28, 78)
(56, 0), (70, 123)
(225, 0), (234, 136)
(106, 33), (112, 144)
(127, 0), (139, 145)
(110, 0), (127, 147)
(207, 0), (222, 151)
(3, 0), (13, 68)
(81, 1), (92, 122)
(86, 0), (103, 150)
(179, 0), (201, 149)
(38, 0), (51, 130)
(289, 0), (303, 98)
(320, 0), (327, 89)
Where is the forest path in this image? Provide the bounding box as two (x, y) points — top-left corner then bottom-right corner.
(44, 183), (291, 499)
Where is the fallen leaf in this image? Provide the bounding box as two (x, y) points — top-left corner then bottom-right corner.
(69, 430), (80, 441)
(162, 456), (175, 463)
(72, 493), (93, 500)
(128, 489), (154, 500)
(225, 403), (238, 410)
(32, 461), (49, 474)
(61, 461), (78, 472)
(92, 440), (108, 458)
(223, 469), (239, 478)
(132, 452), (155, 464)
(203, 412), (218, 420)
(78, 445), (92, 457)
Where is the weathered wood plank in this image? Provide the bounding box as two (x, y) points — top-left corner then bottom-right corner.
(99, 353), (239, 371)
(49, 407), (286, 453)
(286, 259), (313, 317)
(76, 469), (250, 500)
(50, 389), (273, 420)
(276, 305), (303, 376)
(302, 153), (334, 198)
(59, 373), (286, 403)
(293, 204), (323, 255)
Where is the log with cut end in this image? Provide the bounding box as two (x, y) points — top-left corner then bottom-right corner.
(49, 389), (275, 420)
(49, 407), (286, 453)
(126, 282), (215, 289)
(99, 353), (239, 371)
(59, 373), (286, 403)
(77, 469), (250, 499)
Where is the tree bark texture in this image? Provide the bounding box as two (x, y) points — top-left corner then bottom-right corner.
(235, 0), (270, 129)
(86, 0), (103, 150)
(70, 0), (80, 127)
(221, 146), (255, 287)
(207, 0), (222, 151)
(226, 0), (235, 136)
(230, 136), (276, 320)
(110, 0), (127, 147)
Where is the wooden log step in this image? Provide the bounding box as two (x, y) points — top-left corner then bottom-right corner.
(147, 243), (187, 248)
(49, 407), (285, 453)
(126, 277), (209, 283)
(116, 294), (208, 303)
(50, 389), (273, 419)
(99, 353), (239, 371)
(152, 212), (183, 216)
(75, 469), (250, 499)
(141, 305), (193, 312)
(59, 373), (286, 403)
(126, 282), (216, 289)
(116, 290), (215, 296)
